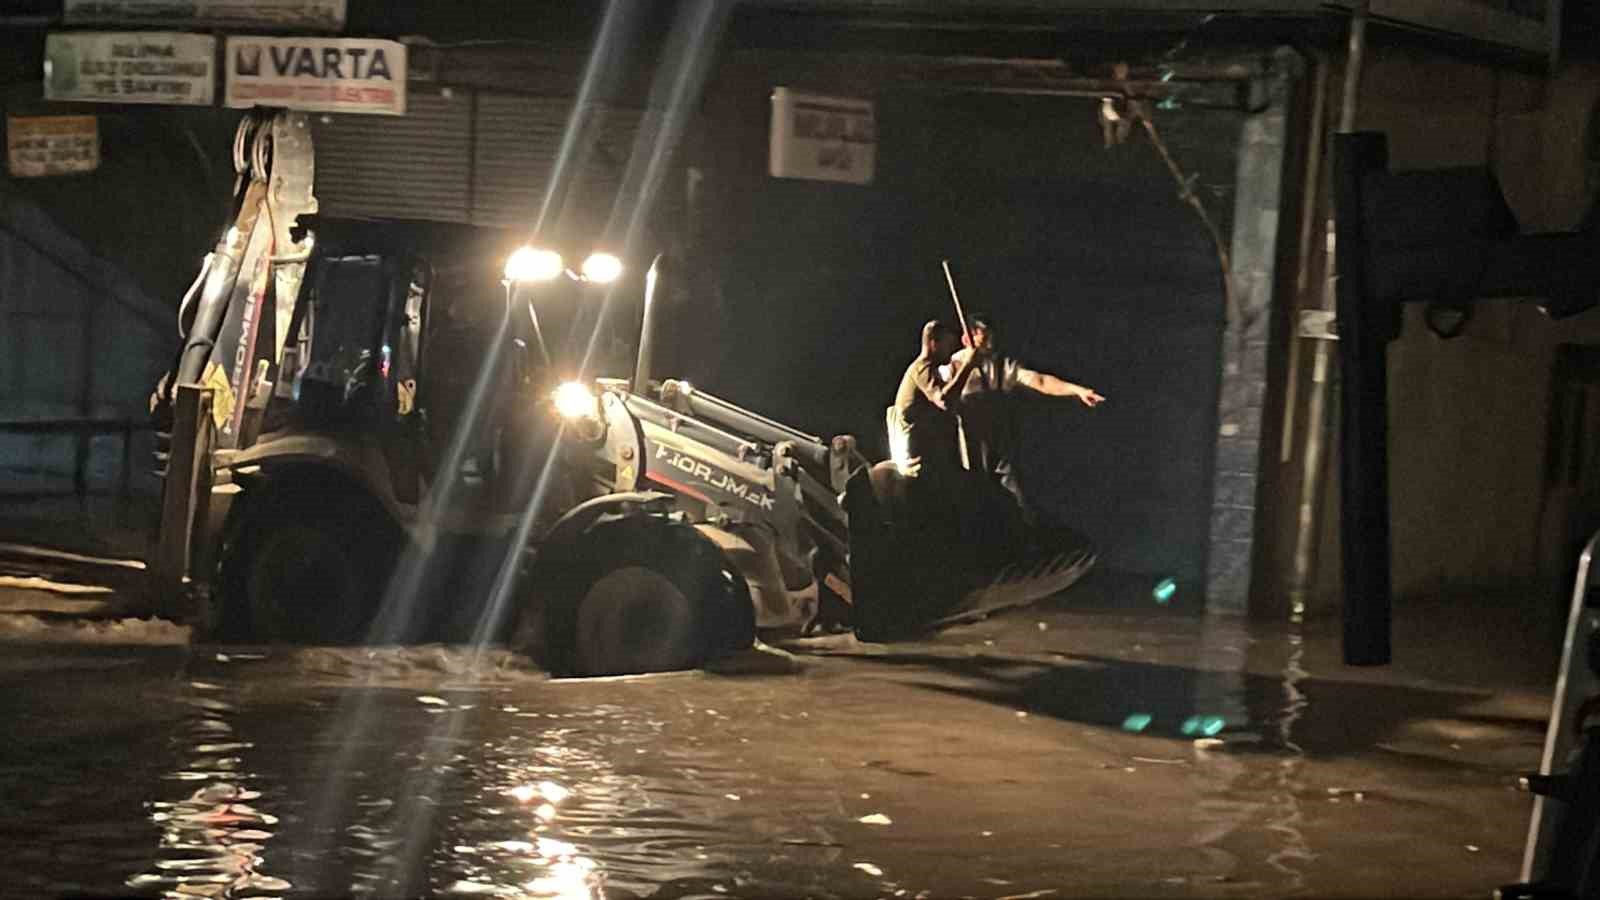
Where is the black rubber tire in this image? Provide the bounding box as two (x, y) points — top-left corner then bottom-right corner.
(530, 515), (755, 678)
(208, 486), (398, 645)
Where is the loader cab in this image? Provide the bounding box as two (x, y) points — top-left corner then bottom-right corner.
(260, 216), (547, 512)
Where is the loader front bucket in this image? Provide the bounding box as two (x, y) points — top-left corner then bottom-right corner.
(844, 463), (1094, 641)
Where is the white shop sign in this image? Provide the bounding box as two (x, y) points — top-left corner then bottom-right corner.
(44, 31), (216, 106)
(225, 36), (405, 116)
(769, 88), (875, 185)
(64, 0), (346, 31)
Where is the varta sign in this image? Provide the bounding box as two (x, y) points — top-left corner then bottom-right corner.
(234, 43), (394, 81)
(224, 37), (405, 116)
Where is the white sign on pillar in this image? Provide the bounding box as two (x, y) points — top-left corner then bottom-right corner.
(769, 88), (875, 185)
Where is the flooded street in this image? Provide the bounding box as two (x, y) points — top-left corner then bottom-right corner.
(0, 572), (1551, 899)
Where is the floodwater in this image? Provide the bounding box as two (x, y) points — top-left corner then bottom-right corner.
(0, 571), (1555, 899)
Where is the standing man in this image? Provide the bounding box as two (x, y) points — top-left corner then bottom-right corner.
(950, 313), (1104, 513)
(893, 319), (984, 481)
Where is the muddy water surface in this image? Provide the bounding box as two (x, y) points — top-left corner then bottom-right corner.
(0, 592), (1550, 899)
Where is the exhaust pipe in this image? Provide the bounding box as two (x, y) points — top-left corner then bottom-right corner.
(633, 253), (663, 394)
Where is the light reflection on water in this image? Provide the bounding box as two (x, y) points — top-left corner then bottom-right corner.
(1264, 627), (1314, 891)
(128, 682), (292, 898)
(112, 656), (762, 899)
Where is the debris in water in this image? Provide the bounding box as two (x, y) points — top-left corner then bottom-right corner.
(1466, 845), (1480, 853)
(725, 793), (742, 801)
(1132, 757), (1187, 765)
(854, 862), (885, 877)
(537, 837), (578, 858)
(1037, 622), (1048, 631)
(417, 696), (449, 706)
(858, 813), (892, 826)
(0, 574), (113, 594)
(1015, 711), (1028, 718)
(982, 831), (994, 837)
(1194, 738), (1226, 750)
(1153, 577), (1178, 604)
(1181, 715), (1226, 737)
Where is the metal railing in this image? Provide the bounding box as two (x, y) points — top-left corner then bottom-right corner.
(0, 417), (153, 498)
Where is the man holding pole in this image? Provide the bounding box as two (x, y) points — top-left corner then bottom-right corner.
(892, 319), (985, 481)
(939, 261), (1106, 517)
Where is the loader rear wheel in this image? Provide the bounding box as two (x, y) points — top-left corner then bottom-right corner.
(210, 488), (397, 645)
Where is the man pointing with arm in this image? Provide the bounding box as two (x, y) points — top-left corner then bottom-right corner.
(951, 312), (1104, 514)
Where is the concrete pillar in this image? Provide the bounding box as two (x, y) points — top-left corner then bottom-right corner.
(1205, 49), (1302, 615)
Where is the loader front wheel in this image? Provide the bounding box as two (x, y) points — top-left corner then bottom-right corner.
(529, 515), (755, 677)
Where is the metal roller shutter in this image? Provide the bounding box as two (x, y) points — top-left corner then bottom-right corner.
(314, 88), (641, 231)
(471, 96), (641, 231)
(312, 90), (473, 222)
(470, 93), (569, 228)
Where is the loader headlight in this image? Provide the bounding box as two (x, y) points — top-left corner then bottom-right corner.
(553, 381), (600, 421)
(580, 252), (623, 284)
(505, 246), (565, 283)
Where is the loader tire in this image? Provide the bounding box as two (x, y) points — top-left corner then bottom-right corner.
(208, 487), (398, 645)
(531, 515), (754, 678)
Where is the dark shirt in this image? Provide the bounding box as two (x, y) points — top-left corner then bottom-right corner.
(954, 351), (1030, 476)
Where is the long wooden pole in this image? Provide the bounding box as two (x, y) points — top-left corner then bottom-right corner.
(940, 259), (971, 343)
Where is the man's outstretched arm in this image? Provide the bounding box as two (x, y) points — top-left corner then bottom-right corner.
(1017, 368), (1105, 407)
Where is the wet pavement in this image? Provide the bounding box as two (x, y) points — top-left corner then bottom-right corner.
(0, 563), (1557, 900)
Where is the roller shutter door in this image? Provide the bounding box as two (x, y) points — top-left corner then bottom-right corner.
(312, 90), (473, 222)
(313, 88), (641, 230)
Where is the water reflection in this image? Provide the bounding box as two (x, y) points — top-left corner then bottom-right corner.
(435, 711), (740, 899)
(1, 620), (1533, 899)
(128, 681), (291, 898)
(1264, 627), (1313, 889)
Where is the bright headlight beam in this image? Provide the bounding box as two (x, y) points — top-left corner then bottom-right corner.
(580, 252), (623, 284)
(505, 246), (565, 283)
(553, 382), (598, 420)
